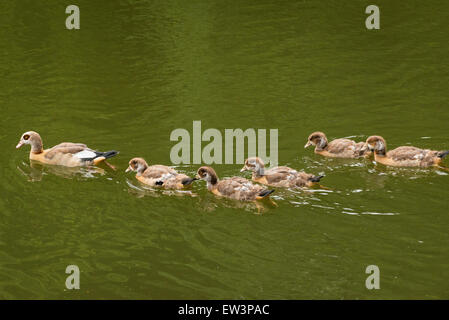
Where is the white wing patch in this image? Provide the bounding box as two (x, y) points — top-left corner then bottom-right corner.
(74, 150), (97, 159)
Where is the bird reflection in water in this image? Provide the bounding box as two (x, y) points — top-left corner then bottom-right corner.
(17, 160), (107, 181)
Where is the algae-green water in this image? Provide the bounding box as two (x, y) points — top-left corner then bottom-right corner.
(0, 0), (448, 299)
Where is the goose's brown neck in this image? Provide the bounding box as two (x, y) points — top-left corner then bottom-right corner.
(207, 173), (218, 190)
(375, 150), (386, 157)
(136, 163), (148, 176)
(30, 137), (43, 154)
(315, 137), (328, 151)
(252, 167), (265, 178)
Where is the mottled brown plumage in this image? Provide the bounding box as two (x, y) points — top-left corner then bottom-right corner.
(16, 131), (118, 167)
(126, 157), (196, 189)
(240, 157), (323, 188)
(45, 145), (87, 160)
(196, 166), (274, 201)
(304, 131), (370, 158)
(363, 135), (449, 167)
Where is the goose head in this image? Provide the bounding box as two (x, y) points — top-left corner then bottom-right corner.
(126, 157), (148, 175)
(305, 131), (328, 150)
(16, 131), (43, 153)
(196, 166), (218, 186)
(240, 157), (265, 175)
(363, 136), (387, 155)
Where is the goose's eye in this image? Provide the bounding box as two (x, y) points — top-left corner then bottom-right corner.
(23, 134), (30, 140)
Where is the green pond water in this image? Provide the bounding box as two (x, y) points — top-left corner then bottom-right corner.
(0, 0), (448, 299)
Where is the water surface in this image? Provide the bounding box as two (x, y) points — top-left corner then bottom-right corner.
(0, 0), (448, 299)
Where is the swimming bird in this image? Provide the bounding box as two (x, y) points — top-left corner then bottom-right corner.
(240, 157), (323, 188)
(125, 157), (196, 189)
(16, 131), (118, 167)
(362, 135), (449, 167)
(304, 131), (370, 158)
(196, 166), (274, 201)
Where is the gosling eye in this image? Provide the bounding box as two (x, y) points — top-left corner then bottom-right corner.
(23, 134), (30, 140)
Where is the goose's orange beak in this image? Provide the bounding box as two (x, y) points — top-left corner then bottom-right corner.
(16, 141), (24, 149)
(304, 141), (313, 148)
(125, 166), (132, 173)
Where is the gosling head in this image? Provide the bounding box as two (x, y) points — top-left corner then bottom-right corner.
(126, 157), (148, 174)
(363, 136), (387, 155)
(196, 166), (218, 185)
(305, 131), (328, 150)
(240, 157), (265, 174)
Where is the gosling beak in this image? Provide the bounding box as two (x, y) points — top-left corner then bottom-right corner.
(125, 166), (132, 173)
(16, 141), (24, 149)
(304, 141), (312, 148)
(240, 166), (247, 173)
(195, 174), (201, 180)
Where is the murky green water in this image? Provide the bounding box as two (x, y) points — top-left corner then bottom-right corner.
(1, 0), (448, 299)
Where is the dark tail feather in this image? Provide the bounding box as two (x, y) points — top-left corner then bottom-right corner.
(155, 181), (164, 186)
(309, 175), (324, 182)
(438, 150), (449, 159)
(258, 189), (275, 198)
(101, 150), (119, 159)
(181, 177), (197, 186)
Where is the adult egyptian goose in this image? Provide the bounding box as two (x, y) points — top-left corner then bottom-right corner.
(240, 157), (323, 188)
(196, 166), (274, 201)
(304, 131), (370, 158)
(362, 135), (449, 167)
(125, 157), (196, 189)
(16, 131), (118, 167)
